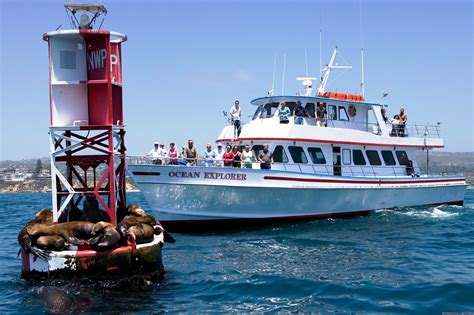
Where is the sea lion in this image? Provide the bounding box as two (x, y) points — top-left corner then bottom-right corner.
(26, 222), (94, 246)
(35, 235), (67, 251)
(58, 203), (83, 223)
(82, 195), (111, 223)
(18, 208), (55, 260)
(128, 223), (155, 244)
(38, 286), (73, 313)
(122, 215), (176, 243)
(88, 221), (121, 250)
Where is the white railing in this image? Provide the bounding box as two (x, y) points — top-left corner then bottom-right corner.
(386, 123), (441, 138)
(126, 156), (463, 178)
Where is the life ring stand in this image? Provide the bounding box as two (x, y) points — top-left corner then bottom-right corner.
(348, 105), (357, 117)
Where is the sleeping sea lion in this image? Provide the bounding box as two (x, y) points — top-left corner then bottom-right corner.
(128, 223), (155, 244)
(18, 209), (54, 260)
(35, 235), (67, 251)
(87, 221), (121, 250)
(26, 222), (94, 246)
(121, 215), (176, 243)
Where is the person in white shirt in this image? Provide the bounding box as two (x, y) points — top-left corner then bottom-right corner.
(147, 142), (161, 164)
(214, 144), (225, 167)
(157, 143), (167, 165)
(230, 100), (242, 138)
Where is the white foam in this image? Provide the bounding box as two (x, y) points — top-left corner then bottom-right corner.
(402, 206), (459, 218)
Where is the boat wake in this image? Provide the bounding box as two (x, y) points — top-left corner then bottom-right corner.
(400, 206), (459, 219)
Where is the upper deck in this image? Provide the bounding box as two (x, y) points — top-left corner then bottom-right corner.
(217, 95), (443, 149)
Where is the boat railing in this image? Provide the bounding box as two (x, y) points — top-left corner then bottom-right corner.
(126, 156), (464, 178)
(386, 122), (441, 138)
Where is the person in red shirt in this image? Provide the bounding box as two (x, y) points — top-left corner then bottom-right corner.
(223, 145), (235, 167)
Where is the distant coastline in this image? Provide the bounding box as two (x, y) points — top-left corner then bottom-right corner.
(1, 151), (473, 193)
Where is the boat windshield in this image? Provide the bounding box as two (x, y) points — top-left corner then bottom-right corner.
(258, 102), (279, 119)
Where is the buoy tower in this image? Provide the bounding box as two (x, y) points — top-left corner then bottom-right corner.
(44, 4), (127, 224)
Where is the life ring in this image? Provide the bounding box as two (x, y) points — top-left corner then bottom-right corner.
(348, 105), (357, 117)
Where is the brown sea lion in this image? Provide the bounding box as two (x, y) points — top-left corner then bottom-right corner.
(26, 222), (94, 246)
(18, 209), (55, 260)
(128, 223), (155, 244)
(35, 235), (67, 251)
(82, 195), (111, 223)
(87, 221), (121, 250)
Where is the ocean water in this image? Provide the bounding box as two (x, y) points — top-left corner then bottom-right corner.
(1, 190), (473, 313)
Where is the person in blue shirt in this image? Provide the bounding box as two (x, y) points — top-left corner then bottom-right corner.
(203, 143), (216, 167)
(278, 102), (291, 124)
(293, 101), (309, 125)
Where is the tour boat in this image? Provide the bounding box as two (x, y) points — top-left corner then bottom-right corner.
(127, 48), (467, 231)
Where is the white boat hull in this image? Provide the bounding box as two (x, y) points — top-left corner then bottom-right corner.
(128, 165), (467, 230)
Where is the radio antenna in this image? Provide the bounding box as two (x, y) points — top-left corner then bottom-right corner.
(359, 0), (365, 97)
(270, 52), (277, 96)
(319, 14), (323, 87)
(281, 53), (286, 95)
(305, 49), (309, 77)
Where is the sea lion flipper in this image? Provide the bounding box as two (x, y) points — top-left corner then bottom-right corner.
(67, 237), (85, 246)
(163, 231), (176, 243)
(87, 234), (104, 246)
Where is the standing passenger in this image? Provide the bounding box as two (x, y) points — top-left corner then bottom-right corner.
(167, 143), (179, 165)
(232, 145), (242, 168)
(230, 100), (242, 138)
(278, 102), (291, 124)
(398, 108), (408, 137)
(214, 144), (225, 167)
(157, 143), (167, 165)
(184, 140), (198, 166)
(316, 102), (328, 127)
(203, 144), (216, 167)
(294, 101), (309, 125)
(241, 145), (256, 168)
(223, 145), (235, 167)
(146, 142), (161, 164)
(258, 144), (273, 170)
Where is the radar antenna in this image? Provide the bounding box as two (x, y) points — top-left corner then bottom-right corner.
(317, 47), (352, 95)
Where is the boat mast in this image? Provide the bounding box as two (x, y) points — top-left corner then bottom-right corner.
(317, 47), (352, 95)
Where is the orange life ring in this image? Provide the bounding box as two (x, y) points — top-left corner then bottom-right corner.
(348, 105), (357, 117)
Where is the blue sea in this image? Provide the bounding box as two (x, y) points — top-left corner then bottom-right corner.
(1, 190), (473, 313)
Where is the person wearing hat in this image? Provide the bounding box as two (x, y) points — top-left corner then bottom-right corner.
(213, 143), (225, 167)
(147, 142), (161, 164)
(293, 101), (309, 125)
(230, 100), (242, 138)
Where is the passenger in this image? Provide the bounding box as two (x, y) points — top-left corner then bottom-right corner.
(166, 143), (179, 165)
(241, 145), (255, 168)
(258, 144), (273, 170)
(398, 108), (408, 137)
(230, 100), (242, 137)
(157, 143), (167, 165)
(390, 115), (400, 137)
(406, 160), (418, 177)
(232, 145), (242, 168)
(178, 146), (187, 166)
(316, 102), (328, 127)
(278, 102), (291, 124)
(214, 144), (225, 167)
(223, 145), (235, 167)
(146, 142), (161, 165)
(184, 140), (198, 166)
(294, 101), (309, 125)
(203, 143), (216, 167)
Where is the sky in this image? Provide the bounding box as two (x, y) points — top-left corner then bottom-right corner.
(1, 0), (473, 160)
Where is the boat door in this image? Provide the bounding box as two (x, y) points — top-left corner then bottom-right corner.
(333, 146), (341, 176)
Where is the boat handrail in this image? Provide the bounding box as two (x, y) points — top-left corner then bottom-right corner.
(386, 122), (441, 138)
(126, 156), (464, 178)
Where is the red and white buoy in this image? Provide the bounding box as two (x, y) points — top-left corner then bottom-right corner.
(21, 4), (164, 278)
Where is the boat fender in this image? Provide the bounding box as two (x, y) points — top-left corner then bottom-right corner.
(348, 105), (357, 117)
(127, 232), (137, 257)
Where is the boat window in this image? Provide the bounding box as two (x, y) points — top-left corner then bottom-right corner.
(305, 103), (316, 118)
(273, 145), (289, 163)
(342, 149), (351, 165)
(366, 150), (382, 166)
(260, 102), (279, 118)
(285, 102), (298, 116)
(251, 145), (264, 157)
(328, 105), (337, 120)
(338, 106), (349, 121)
(252, 105), (263, 120)
(353, 150), (367, 165)
(381, 150), (396, 166)
(288, 146), (308, 164)
(308, 147), (326, 164)
(395, 150), (409, 165)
